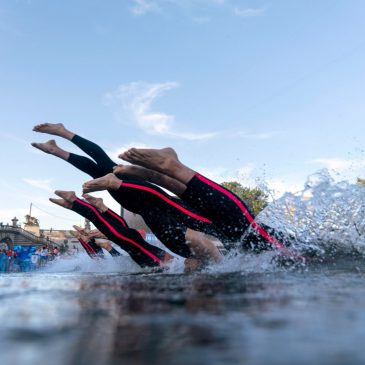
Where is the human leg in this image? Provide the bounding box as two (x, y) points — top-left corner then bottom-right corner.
(33, 123), (117, 175)
(33, 123), (75, 140)
(120, 147), (195, 184)
(120, 147), (286, 249)
(50, 192), (169, 268)
(72, 232), (105, 258)
(73, 224), (122, 257)
(32, 125), (218, 240)
(32, 126), (227, 257)
(31, 138), (105, 179)
(83, 189), (216, 261)
(94, 239), (122, 257)
(113, 164), (186, 196)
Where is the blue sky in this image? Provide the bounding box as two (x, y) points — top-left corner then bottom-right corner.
(1, 0), (365, 229)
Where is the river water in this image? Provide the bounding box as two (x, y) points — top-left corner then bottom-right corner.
(1, 170), (364, 365)
(1, 260), (365, 365)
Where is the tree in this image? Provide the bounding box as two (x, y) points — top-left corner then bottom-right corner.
(221, 181), (269, 216)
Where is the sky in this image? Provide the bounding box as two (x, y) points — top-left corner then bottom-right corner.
(0, 0), (365, 229)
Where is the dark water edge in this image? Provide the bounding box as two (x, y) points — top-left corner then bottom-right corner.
(1, 260), (365, 365)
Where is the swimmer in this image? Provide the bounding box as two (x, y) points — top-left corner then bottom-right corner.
(32, 123), (222, 260)
(71, 227), (104, 258)
(84, 151), (291, 254)
(32, 123), (293, 258)
(118, 146), (293, 252)
(50, 191), (222, 270)
(72, 225), (121, 258)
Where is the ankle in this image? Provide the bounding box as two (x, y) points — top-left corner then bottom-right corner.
(108, 176), (121, 190)
(61, 130), (75, 141)
(99, 204), (108, 213)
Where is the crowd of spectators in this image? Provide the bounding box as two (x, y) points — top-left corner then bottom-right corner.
(0, 246), (62, 272)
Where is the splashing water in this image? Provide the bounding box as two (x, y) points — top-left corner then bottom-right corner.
(204, 169), (365, 274)
(257, 169), (365, 256)
(40, 169), (365, 275)
(40, 252), (142, 274)
(40, 250), (186, 275)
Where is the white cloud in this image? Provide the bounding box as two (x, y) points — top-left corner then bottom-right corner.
(130, 0), (160, 16)
(234, 7), (266, 18)
(104, 81), (217, 140)
(129, 1), (267, 20)
(23, 178), (53, 192)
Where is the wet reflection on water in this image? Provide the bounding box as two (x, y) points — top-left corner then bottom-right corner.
(1, 266), (365, 365)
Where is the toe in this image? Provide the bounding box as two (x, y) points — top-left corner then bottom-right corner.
(119, 152), (130, 162)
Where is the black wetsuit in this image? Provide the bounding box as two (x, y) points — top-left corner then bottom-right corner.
(180, 173), (291, 251)
(109, 247), (122, 257)
(66, 135), (215, 257)
(78, 237), (104, 258)
(78, 237), (122, 258)
(66, 134), (288, 254)
(71, 198), (166, 268)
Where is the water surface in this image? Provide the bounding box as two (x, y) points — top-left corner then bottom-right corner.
(1, 260), (365, 365)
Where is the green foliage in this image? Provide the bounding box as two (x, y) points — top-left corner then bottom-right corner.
(221, 181), (269, 216)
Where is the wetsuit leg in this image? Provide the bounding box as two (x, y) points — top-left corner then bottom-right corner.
(68, 153), (104, 179)
(180, 173), (286, 250)
(66, 151), (206, 255)
(71, 198), (166, 268)
(63, 135), (222, 252)
(142, 208), (193, 258)
(103, 205), (192, 258)
(101, 208), (128, 229)
(68, 135), (215, 233)
(78, 238), (104, 258)
(112, 179), (219, 237)
(109, 247), (121, 257)
(70, 135), (117, 176)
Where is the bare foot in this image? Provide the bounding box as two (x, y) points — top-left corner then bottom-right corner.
(31, 139), (70, 160)
(82, 173), (121, 193)
(31, 140), (58, 154)
(82, 194), (108, 212)
(88, 230), (107, 239)
(70, 230), (81, 239)
(32, 122), (75, 140)
(49, 198), (72, 209)
(113, 164), (186, 195)
(112, 164), (146, 178)
(54, 190), (77, 203)
(73, 225), (88, 235)
(94, 239), (113, 251)
(119, 147), (179, 174)
(33, 123), (65, 135)
(71, 230), (90, 242)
